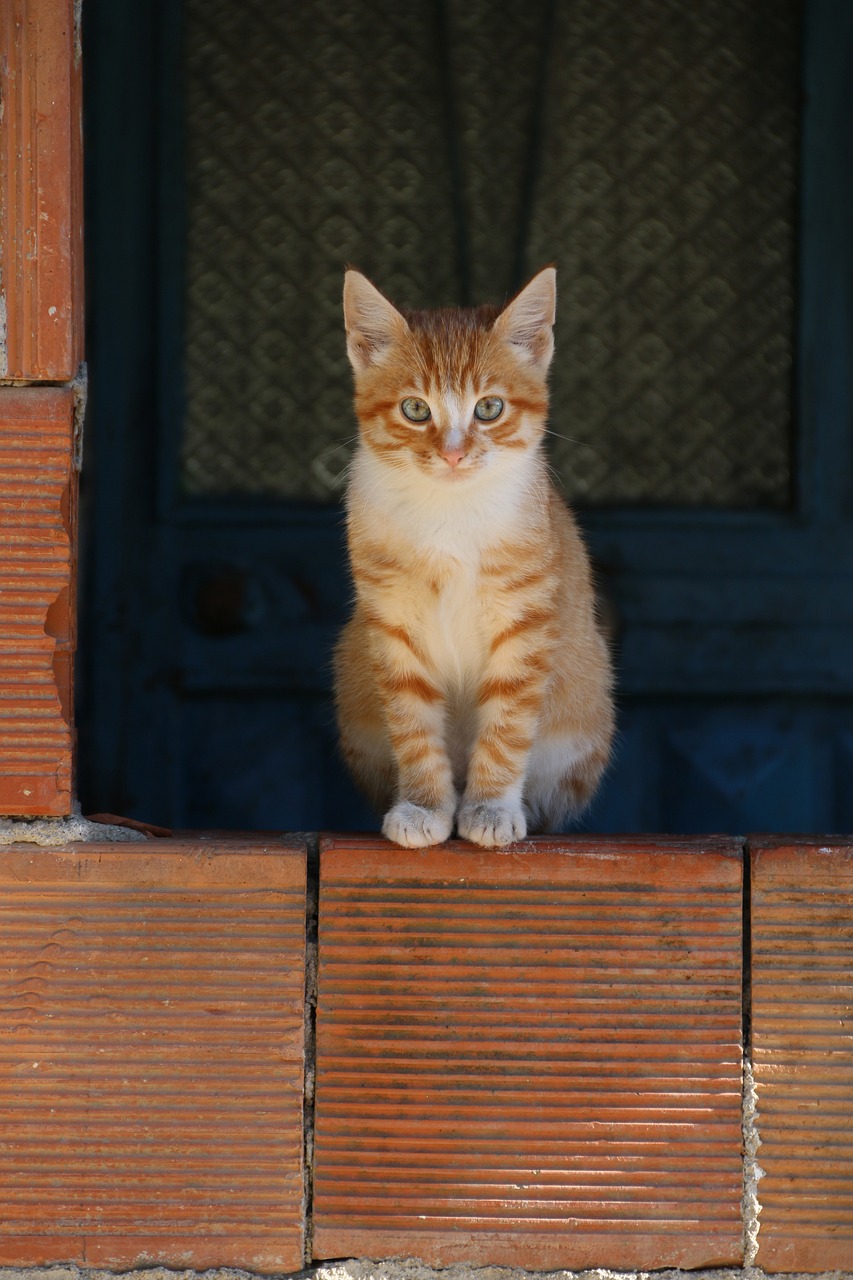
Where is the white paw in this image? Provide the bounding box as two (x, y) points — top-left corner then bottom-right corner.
(457, 801), (527, 848)
(382, 800), (453, 848)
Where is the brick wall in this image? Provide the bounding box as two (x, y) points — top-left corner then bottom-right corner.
(0, 832), (850, 1275)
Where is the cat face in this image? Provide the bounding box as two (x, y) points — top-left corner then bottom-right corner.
(343, 269), (556, 484)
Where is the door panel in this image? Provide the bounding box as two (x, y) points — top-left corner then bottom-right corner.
(584, 699), (846, 835)
(181, 693), (373, 830)
(79, 0), (853, 834)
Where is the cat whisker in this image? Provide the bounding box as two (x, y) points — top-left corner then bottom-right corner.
(311, 437), (362, 490)
(543, 428), (597, 451)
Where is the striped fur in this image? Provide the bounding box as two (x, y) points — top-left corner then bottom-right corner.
(334, 268), (614, 848)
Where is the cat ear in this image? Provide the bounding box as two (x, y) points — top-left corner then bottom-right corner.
(493, 266), (556, 370)
(343, 270), (408, 371)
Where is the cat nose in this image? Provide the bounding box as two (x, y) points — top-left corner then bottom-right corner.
(442, 447), (467, 468)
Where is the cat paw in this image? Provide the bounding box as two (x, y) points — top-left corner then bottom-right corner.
(382, 801), (454, 848)
(457, 801), (527, 848)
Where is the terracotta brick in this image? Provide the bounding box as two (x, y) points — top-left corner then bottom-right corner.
(0, 835), (307, 1272)
(751, 837), (853, 1272)
(0, 386), (76, 815)
(313, 835), (744, 1270)
(0, 0), (84, 380)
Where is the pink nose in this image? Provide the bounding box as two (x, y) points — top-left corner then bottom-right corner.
(442, 448), (466, 468)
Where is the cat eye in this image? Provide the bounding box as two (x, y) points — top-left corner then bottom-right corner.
(474, 396), (504, 422)
(400, 397), (431, 423)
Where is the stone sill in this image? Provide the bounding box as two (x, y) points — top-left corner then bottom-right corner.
(0, 832), (849, 1275)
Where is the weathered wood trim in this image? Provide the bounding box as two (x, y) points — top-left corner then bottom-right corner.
(0, 0), (84, 381)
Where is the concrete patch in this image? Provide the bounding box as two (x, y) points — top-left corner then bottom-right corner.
(741, 1058), (764, 1266)
(0, 814), (146, 844)
(3, 1262), (853, 1280)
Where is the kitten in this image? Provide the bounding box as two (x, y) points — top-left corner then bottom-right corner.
(334, 267), (614, 848)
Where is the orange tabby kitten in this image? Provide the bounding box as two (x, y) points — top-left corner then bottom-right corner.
(334, 267), (614, 848)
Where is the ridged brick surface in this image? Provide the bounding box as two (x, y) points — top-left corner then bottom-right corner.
(0, 836), (306, 1271)
(751, 837), (853, 1272)
(314, 835), (744, 1269)
(0, 387), (76, 816)
(0, 0), (84, 379)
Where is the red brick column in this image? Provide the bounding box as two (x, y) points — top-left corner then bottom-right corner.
(0, 0), (84, 815)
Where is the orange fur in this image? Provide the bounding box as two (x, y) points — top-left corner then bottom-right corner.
(334, 267), (614, 848)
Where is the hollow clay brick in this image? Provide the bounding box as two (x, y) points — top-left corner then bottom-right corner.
(314, 835), (744, 1270)
(751, 837), (853, 1272)
(0, 387), (76, 816)
(0, 835), (307, 1272)
(0, 0), (84, 380)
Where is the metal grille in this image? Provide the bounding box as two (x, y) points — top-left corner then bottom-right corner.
(181, 0), (798, 505)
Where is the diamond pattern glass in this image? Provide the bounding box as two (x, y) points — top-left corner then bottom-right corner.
(180, 0), (798, 506)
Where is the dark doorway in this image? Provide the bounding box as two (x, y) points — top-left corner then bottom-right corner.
(78, 0), (853, 833)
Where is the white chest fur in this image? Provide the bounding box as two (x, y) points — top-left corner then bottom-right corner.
(349, 443), (538, 555)
(348, 445), (542, 695)
(422, 555), (483, 692)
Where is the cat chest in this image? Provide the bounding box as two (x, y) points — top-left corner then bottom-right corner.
(416, 566), (486, 689)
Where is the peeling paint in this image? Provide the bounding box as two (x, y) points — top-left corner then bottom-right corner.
(0, 291), (7, 377)
(73, 0), (83, 67)
(72, 360), (87, 468)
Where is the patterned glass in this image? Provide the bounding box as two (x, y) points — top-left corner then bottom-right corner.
(181, 0), (799, 505)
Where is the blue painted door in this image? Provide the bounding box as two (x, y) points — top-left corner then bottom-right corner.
(78, 0), (853, 835)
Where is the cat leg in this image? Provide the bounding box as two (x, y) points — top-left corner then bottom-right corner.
(343, 680), (455, 847)
(334, 618), (397, 813)
(457, 667), (550, 848)
(338, 723), (396, 815)
(457, 787), (527, 848)
(380, 681), (456, 847)
(383, 798), (454, 847)
(372, 648), (457, 849)
(456, 589), (566, 845)
(524, 732), (611, 832)
(523, 648), (614, 831)
(337, 598), (456, 846)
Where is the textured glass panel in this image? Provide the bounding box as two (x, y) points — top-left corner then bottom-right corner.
(181, 0), (798, 506)
(181, 0), (460, 501)
(528, 0), (799, 505)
